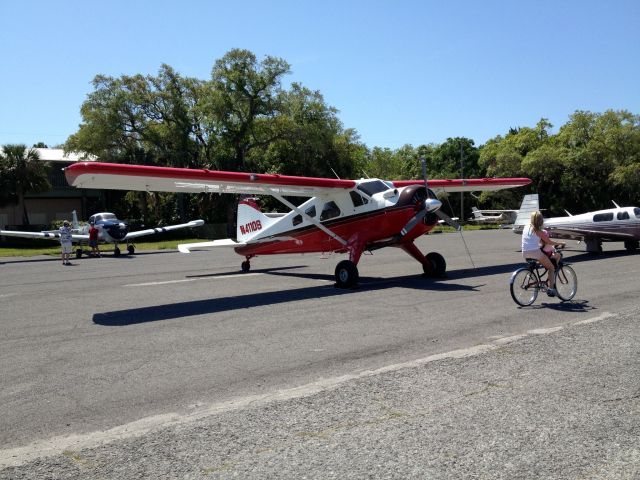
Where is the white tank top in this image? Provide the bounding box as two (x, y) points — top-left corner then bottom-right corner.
(521, 224), (540, 251)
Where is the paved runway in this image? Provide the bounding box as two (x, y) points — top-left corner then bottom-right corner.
(1, 229), (638, 478)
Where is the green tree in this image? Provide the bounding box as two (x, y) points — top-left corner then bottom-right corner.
(205, 49), (291, 172)
(0, 144), (51, 225)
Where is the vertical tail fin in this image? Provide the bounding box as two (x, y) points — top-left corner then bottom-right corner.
(512, 194), (539, 231)
(236, 198), (278, 242)
(71, 210), (79, 229)
(471, 207), (483, 219)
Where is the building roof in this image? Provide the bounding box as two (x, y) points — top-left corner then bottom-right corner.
(33, 148), (97, 163)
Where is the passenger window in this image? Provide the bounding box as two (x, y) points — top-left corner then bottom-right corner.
(305, 205), (316, 217)
(292, 214), (302, 226)
(320, 201), (341, 221)
(634, 208), (640, 219)
(349, 191), (368, 207)
(593, 212), (613, 222)
(617, 211), (629, 220)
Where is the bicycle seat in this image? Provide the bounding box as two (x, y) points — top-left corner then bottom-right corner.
(526, 259), (539, 268)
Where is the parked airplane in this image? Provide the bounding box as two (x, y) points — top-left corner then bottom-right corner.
(64, 160), (530, 287)
(469, 193), (538, 228)
(468, 207), (518, 225)
(513, 197), (640, 253)
(0, 210), (204, 258)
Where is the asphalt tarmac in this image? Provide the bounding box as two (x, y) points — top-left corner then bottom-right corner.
(0, 229), (638, 478)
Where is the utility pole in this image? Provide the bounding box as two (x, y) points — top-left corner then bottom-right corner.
(460, 140), (464, 223)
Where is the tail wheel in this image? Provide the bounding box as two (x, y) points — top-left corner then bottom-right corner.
(335, 260), (359, 288)
(424, 252), (446, 277)
(241, 260), (251, 272)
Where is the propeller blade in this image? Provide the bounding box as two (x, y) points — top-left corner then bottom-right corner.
(421, 157), (428, 189)
(436, 210), (461, 231)
(400, 209), (428, 237)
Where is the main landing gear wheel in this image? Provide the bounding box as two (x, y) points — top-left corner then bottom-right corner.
(75, 248), (83, 259)
(127, 245), (135, 255)
(114, 246), (121, 256)
(335, 260), (359, 288)
(241, 260), (251, 272)
(424, 252), (446, 277)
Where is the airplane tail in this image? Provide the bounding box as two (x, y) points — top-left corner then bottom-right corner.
(512, 194), (539, 232)
(236, 197), (279, 242)
(471, 207), (483, 219)
(71, 210), (80, 229)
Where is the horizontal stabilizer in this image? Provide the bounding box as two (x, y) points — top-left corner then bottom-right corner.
(178, 239), (246, 253)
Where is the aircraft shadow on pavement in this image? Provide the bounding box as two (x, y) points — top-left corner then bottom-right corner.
(92, 273), (480, 327)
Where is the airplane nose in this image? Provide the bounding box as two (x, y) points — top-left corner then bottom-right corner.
(107, 225), (129, 240)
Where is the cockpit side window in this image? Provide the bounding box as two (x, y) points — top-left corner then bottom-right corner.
(320, 201), (341, 221)
(357, 180), (390, 197)
(349, 191), (368, 207)
(634, 207), (640, 219)
(593, 212), (613, 222)
(617, 211), (630, 220)
(305, 205), (317, 217)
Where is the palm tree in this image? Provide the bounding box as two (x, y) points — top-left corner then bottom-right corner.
(0, 144), (51, 225)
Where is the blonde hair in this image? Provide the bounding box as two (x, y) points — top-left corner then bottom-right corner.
(530, 211), (544, 231)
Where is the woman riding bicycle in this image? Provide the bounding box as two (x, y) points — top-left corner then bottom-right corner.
(521, 211), (565, 296)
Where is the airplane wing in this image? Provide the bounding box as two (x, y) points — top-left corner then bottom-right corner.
(0, 230), (89, 241)
(65, 162), (356, 197)
(473, 209), (518, 214)
(123, 219), (205, 241)
(392, 178), (531, 193)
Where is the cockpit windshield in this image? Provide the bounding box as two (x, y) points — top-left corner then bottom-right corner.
(357, 180), (393, 197)
(94, 213), (118, 222)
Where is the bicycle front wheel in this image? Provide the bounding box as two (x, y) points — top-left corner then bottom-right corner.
(510, 268), (539, 306)
(556, 265), (577, 301)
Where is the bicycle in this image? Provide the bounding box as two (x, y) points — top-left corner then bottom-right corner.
(509, 247), (577, 306)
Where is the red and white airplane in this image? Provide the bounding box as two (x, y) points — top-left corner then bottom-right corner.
(64, 161), (530, 287)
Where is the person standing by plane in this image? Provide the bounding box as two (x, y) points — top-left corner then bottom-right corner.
(88, 221), (101, 257)
(59, 220), (73, 265)
(521, 211), (564, 296)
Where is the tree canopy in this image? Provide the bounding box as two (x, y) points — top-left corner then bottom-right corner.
(58, 48), (640, 223)
(0, 144), (51, 225)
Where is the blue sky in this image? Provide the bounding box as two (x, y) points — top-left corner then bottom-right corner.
(1, 0), (638, 150)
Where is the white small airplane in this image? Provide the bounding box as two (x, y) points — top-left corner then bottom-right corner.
(513, 197), (640, 253)
(63, 160), (530, 287)
(0, 210), (204, 258)
(468, 207), (518, 225)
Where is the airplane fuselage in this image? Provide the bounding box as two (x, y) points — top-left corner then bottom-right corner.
(235, 183), (438, 257)
(542, 206), (640, 252)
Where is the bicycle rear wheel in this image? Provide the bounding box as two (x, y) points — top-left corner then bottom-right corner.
(555, 265), (577, 301)
(510, 268), (539, 306)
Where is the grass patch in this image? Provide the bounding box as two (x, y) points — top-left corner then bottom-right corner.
(0, 238), (206, 257)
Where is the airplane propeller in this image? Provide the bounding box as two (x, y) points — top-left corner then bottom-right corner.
(399, 158), (460, 237)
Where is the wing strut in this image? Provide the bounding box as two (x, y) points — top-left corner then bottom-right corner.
(272, 194), (348, 247)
